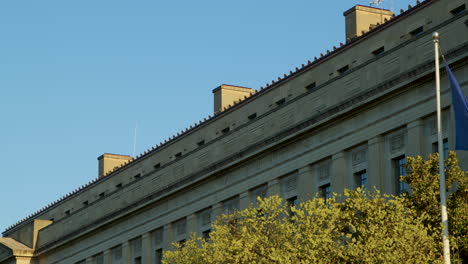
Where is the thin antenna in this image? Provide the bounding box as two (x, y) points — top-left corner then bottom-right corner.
(132, 121), (138, 157)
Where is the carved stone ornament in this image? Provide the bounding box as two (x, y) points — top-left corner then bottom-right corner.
(318, 163), (330, 180)
(352, 149), (367, 166)
(390, 133), (404, 152)
(153, 229), (163, 245)
(284, 175), (297, 192)
(201, 211), (211, 225)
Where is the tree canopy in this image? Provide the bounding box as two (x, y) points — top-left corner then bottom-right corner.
(163, 190), (440, 264)
(403, 151), (468, 263)
(163, 152), (468, 264)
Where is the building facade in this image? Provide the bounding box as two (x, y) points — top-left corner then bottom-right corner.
(1, 0), (468, 263)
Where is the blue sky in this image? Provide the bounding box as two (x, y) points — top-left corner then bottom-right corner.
(0, 0), (412, 233)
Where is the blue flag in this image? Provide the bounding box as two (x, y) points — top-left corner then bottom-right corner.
(445, 64), (468, 150)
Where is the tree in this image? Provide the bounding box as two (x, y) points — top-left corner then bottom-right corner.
(402, 151), (468, 263)
(163, 190), (440, 264)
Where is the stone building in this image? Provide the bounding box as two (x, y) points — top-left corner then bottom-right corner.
(1, 0), (467, 263)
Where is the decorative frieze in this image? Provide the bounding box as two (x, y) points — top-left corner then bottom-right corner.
(317, 162), (331, 181)
(352, 148), (367, 166)
(389, 133), (405, 152)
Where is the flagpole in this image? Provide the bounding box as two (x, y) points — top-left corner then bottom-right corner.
(433, 31), (451, 264)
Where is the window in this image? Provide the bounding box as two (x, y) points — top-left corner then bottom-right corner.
(354, 170), (368, 189)
(155, 249), (163, 264)
(223, 196), (240, 213)
(202, 230), (211, 240)
(221, 127), (230, 134)
(94, 253), (104, 264)
(174, 218), (187, 237)
(432, 139), (449, 159)
(372, 46), (385, 56)
(82, 200), (89, 206)
(152, 228), (164, 248)
(287, 196), (298, 208)
(275, 98), (286, 106)
(154, 163), (161, 169)
(410, 26), (424, 37)
(394, 156), (409, 194)
(65, 210), (70, 216)
(319, 184), (331, 201)
(99, 192), (105, 198)
(337, 65), (349, 75)
(197, 140), (205, 146)
(134, 256), (142, 264)
(130, 237), (142, 260)
(250, 184), (267, 206)
(134, 173), (141, 180)
(287, 196), (298, 216)
(451, 4), (465, 15)
(305, 82), (316, 91)
(112, 245), (122, 264)
(248, 113), (257, 120)
(116, 183), (123, 188)
(174, 152), (182, 158)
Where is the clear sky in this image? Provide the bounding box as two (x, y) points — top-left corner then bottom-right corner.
(0, 0), (413, 233)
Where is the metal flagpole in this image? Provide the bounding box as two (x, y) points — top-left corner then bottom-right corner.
(433, 32), (451, 264)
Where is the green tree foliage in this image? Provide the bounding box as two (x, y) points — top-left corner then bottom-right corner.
(163, 190), (440, 264)
(403, 151), (468, 263)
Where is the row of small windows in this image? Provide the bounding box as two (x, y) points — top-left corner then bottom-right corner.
(300, 5), (468, 92)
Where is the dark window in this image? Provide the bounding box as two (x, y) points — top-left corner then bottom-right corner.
(432, 139), (449, 159)
(155, 249), (163, 264)
(394, 156), (409, 194)
(410, 26), (424, 37)
(275, 98), (286, 106)
(116, 183), (123, 188)
(372, 46), (385, 56)
(134, 173), (141, 179)
(99, 192), (105, 198)
(202, 230), (211, 240)
(82, 200), (89, 206)
(287, 196), (298, 216)
(154, 163), (161, 169)
(287, 196), (298, 208)
(319, 184), (331, 201)
(197, 140), (205, 146)
(354, 170), (368, 189)
(451, 4), (465, 15)
(65, 210), (70, 216)
(174, 152), (182, 158)
(248, 113), (257, 120)
(221, 127), (230, 134)
(337, 65), (349, 75)
(305, 82), (316, 91)
(134, 256), (142, 264)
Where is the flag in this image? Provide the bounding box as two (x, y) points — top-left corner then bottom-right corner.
(445, 64), (468, 150)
